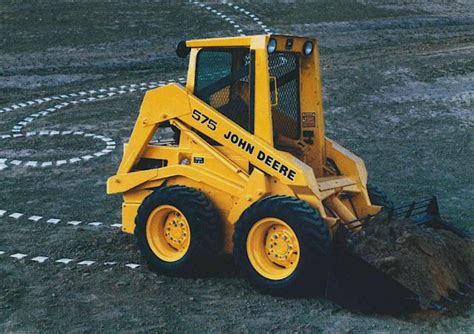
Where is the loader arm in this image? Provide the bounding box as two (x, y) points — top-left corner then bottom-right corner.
(109, 84), (322, 200)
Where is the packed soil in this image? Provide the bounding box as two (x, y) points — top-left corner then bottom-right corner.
(1, 0), (474, 332)
(349, 220), (474, 309)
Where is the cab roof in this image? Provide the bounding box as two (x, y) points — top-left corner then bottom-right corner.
(185, 34), (316, 48)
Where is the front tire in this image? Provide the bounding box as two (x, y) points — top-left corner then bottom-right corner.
(233, 196), (331, 296)
(135, 185), (221, 276)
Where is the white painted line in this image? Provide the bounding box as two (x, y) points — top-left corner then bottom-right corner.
(0, 251), (5, 255)
(56, 258), (74, 264)
(10, 253), (28, 259)
(111, 223), (122, 228)
(0, 210), (6, 217)
(24, 161), (38, 167)
(78, 260), (95, 266)
(46, 218), (61, 224)
(125, 263), (140, 269)
(31, 256), (48, 263)
(9, 212), (23, 219)
(88, 222), (103, 227)
(28, 216), (43, 222)
(67, 221), (82, 226)
(104, 261), (117, 266)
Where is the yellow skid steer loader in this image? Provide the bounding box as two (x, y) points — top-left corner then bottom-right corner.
(108, 35), (469, 313)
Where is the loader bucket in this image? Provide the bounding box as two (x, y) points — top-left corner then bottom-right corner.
(326, 197), (472, 314)
(326, 243), (420, 314)
(387, 197), (469, 238)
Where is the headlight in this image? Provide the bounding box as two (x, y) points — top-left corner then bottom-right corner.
(267, 38), (277, 54)
(303, 41), (313, 56)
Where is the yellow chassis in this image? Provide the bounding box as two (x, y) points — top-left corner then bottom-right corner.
(107, 35), (381, 253)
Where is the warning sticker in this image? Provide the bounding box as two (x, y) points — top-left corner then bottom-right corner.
(302, 112), (316, 128)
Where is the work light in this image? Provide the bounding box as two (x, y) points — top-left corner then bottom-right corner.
(267, 38), (277, 54)
(303, 41), (313, 56)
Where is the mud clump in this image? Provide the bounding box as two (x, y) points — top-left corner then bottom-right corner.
(348, 220), (474, 309)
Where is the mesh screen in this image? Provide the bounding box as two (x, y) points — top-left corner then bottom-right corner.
(195, 49), (251, 131)
(269, 52), (300, 139)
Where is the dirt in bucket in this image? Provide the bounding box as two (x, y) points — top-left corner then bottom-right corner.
(347, 220), (474, 309)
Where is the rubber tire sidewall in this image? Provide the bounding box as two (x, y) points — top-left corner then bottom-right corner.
(234, 195), (331, 296)
(135, 185), (220, 276)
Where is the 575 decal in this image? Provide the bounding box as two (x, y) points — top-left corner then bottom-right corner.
(192, 110), (217, 131)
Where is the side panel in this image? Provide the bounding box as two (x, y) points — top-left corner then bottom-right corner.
(325, 137), (380, 217)
(122, 202), (140, 234)
(300, 42), (326, 176)
(183, 94), (321, 195)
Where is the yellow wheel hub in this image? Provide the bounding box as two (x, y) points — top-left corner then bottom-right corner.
(247, 218), (300, 280)
(146, 205), (191, 262)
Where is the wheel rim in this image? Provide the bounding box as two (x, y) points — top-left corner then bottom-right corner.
(246, 218), (300, 280)
(146, 205), (191, 262)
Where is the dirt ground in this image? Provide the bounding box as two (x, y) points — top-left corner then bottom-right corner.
(0, 0), (473, 332)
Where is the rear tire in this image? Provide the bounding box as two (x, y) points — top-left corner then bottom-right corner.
(233, 196), (331, 296)
(135, 185), (221, 276)
(367, 184), (394, 209)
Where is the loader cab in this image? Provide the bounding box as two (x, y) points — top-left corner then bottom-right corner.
(193, 47), (253, 132)
(182, 35), (326, 175)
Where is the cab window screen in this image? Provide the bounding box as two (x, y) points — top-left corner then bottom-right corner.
(195, 48), (251, 132)
(269, 52), (300, 139)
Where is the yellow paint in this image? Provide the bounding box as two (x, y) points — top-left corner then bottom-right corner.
(247, 218), (300, 280)
(108, 34), (382, 255)
(146, 205), (191, 262)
